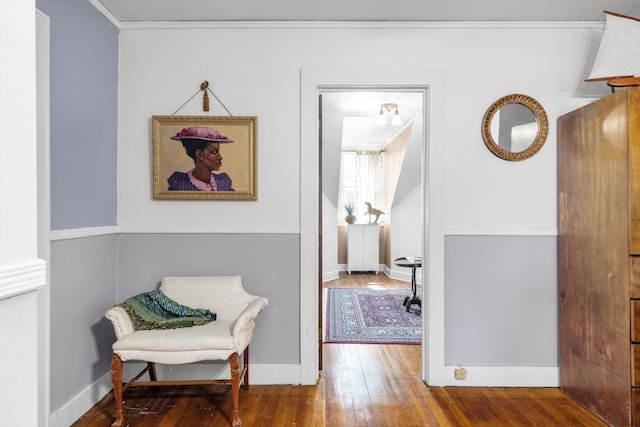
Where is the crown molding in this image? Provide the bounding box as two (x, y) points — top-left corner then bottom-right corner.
(85, 1), (605, 33)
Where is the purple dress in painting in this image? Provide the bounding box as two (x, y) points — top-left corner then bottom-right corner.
(168, 171), (234, 192)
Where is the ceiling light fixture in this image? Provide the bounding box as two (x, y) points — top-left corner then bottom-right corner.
(377, 103), (401, 125)
(391, 108), (401, 125)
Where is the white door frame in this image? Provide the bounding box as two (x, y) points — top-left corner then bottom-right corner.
(36, 9), (51, 427)
(300, 69), (445, 386)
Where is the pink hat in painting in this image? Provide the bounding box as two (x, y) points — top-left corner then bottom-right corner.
(170, 126), (234, 143)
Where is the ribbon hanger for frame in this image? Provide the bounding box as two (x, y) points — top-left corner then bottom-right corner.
(171, 81), (233, 116)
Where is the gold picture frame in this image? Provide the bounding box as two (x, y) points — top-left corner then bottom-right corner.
(152, 115), (257, 200)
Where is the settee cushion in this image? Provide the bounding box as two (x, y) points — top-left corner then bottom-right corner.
(114, 320), (235, 352)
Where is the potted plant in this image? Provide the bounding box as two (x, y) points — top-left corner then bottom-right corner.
(344, 202), (356, 224)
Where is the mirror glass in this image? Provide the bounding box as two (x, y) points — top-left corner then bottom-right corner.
(482, 94), (548, 161)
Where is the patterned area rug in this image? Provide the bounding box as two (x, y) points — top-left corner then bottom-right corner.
(325, 287), (422, 344)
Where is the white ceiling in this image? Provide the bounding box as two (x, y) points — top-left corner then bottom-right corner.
(323, 91), (422, 150)
(94, 0), (640, 23)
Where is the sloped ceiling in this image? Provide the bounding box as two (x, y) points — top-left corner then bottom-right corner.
(321, 91), (423, 210)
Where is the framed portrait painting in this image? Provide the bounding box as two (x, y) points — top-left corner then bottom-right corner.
(152, 115), (257, 200)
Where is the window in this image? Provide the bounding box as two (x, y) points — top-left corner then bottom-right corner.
(338, 150), (384, 224)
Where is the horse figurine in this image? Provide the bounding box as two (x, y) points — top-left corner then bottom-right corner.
(365, 202), (385, 224)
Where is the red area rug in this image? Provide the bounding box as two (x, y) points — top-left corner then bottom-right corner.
(325, 287), (422, 344)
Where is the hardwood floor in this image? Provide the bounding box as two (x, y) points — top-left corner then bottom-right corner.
(73, 272), (607, 426)
(322, 271), (411, 290)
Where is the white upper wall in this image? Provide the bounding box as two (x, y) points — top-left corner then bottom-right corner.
(0, 0), (37, 263)
(0, 2), (41, 426)
(117, 23), (606, 235)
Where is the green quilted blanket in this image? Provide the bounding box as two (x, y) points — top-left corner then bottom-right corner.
(116, 290), (217, 330)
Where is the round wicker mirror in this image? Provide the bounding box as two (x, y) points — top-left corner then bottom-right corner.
(481, 94), (548, 161)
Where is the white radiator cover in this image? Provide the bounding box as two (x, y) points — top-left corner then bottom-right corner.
(347, 224), (380, 273)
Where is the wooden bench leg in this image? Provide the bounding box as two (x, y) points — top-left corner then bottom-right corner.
(147, 362), (157, 381)
(243, 347), (250, 389)
(111, 354), (124, 427)
(229, 352), (242, 426)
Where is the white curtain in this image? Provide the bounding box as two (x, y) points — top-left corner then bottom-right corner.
(338, 150), (384, 223)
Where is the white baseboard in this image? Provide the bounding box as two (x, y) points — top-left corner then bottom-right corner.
(48, 363), (302, 427)
(329, 264), (421, 285)
(441, 365), (559, 387)
(251, 363), (302, 384)
(122, 362), (302, 385)
(49, 371), (113, 427)
(387, 267), (422, 285)
(322, 270), (339, 282)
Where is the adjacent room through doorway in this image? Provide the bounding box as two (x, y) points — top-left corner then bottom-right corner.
(318, 89), (425, 373)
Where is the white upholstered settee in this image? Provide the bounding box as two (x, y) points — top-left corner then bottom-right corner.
(105, 275), (268, 427)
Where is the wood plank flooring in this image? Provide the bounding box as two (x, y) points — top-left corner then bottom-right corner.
(73, 272), (607, 426)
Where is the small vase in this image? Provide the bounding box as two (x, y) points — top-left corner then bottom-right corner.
(345, 214), (356, 224)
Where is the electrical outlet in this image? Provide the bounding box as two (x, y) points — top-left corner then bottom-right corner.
(454, 367), (467, 380)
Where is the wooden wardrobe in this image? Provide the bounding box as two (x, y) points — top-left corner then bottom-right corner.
(558, 86), (640, 426)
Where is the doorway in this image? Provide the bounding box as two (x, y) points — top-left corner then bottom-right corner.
(300, 69), (445, 386)
(319, 89), (425, 358)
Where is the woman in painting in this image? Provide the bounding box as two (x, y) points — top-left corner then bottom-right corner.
(168, 126), (235, 191)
